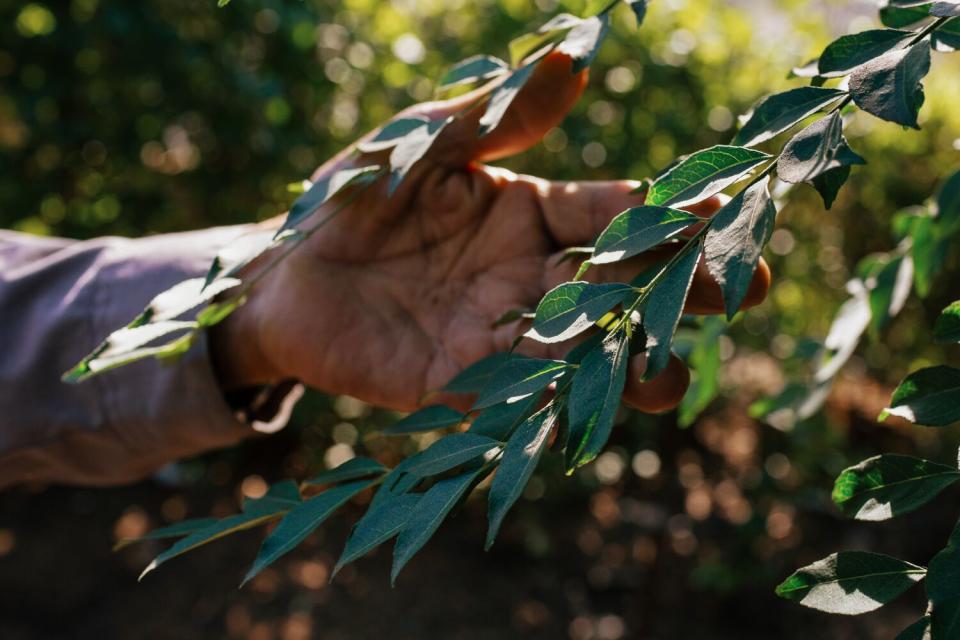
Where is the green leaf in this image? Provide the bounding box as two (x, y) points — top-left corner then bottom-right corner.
(333, 493), (421, 576)
(733, 87), (846, 147)
(849, 41), (932, 129)
(525, 282), (633, 343)
(113, 517), (219, 551)
(832, 454), (960, 521)
(478, 65), (535, 137)
(627, 0), (648, 25)
(896, 616), (931, 640)
(486, 403), (561, 549)
(280, 165), (382, 232)
(936, 169), (960, 232)
(471, 357), (572, 410)
(557, 13), (610, 73)
(438, 55), (509, 90)
(867, 254), (914, 333)
(881, 366), (960, 426)
(404, 433), (501, 477)
(704, 176), (777, 320)
(444, 352), (518, 394)
(777, 111), (865, 185)
(880, 5), (933, 28)
(303, 457), (387, 487)
(382, 405), (465, 436)
(933, 20), (960, 52)
(642, 242), (703, 378)
(508, 14), (581, 65)
(242, 479), (376, 587)
(391, 467), (484, 583)
(468, 392), (543, 441)
(565, 330), (630, 471)
(775, 551), (926, 614)
(139, 481), (301, 579)
(910, 215), (950, 297)
(811, 165), (852, 209)
(590, 205), (701, 265)
(934, 301), (960, 343)
(817, 29), (913, 77)
(645, 145), (771, 209)
(388, 117), (451, 195)
(678, 318), (725, 428)
(928, 519), (960, 638)
(357, 117), (429, 153)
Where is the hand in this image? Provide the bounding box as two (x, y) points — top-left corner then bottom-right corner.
(211, 52), (770, 413)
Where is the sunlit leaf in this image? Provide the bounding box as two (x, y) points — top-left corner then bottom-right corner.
(642, 242), (703, 378)
(486, 403), (561, 549)
(934, 301), (960, 343)
(565, 330), (630, 471)
(590, 205), (701, 265)
(775, 551), (926, 614)
(880, 365), (960, 426)
(478, 65), (535, 137)
(557, 13), (610, 73)
(404, 433), (501, 477)
(391, 467), (484, 583)
(733, 87), (846, 147)
(280, 165), (382, 232)
(832, 454), (960, 521)
(382, 405), (465, 436)
(849, 41), (932, 129)
(303, 457), (387, 487)
(525, 282), (633, 343)
(438, 55), (509, 90)
(471, 357), (572, 410)
(645, 145), (771, 209)
(777, 111), (865, 184)
(357, 117), (429, 153)
(817, 29), (913, 76)
(867, 254), (914, 333)
(508, 14), (581, 65)
(704, 176), (777, 319)
(468, 392), (543, 441)
(931, 2), (960, 17)
(333, 493), (421, 576)
(242, 479), (376, 586)
(388, 118), (451, 194)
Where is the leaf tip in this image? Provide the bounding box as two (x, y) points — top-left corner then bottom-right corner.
(138, 560), (158, 582)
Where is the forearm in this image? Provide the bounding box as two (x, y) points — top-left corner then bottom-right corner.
(0, 227), (298, 489)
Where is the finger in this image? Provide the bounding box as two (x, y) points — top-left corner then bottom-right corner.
(525, 174), (725, 247)
(622, 353), (690, 413)
(543, 248), (771, 315)
(428, 51), (588, 165)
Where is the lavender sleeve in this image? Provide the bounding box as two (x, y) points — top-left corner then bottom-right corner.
(0, 227), (301, 489)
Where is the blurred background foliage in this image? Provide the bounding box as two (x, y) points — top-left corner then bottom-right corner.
(1, 0), (960, 638)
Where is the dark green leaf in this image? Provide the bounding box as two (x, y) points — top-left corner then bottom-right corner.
(388, 118), (451, 194)
(333, 493), (421, 576)
(525, 282), (632, 343)
(777, 112), (865, 184)
(812, 165), (852, 209)
(775, 551), (926, 614)
(382, 405), (465, 436)
(818, 29), (913, 76)
(642, 242), (703, 378)
(880, 5), (933, 28)
(140, 481), (301, 579)
(678, 318), (725, 427)
(486, 403), (561, 549)
(281, 165), (382, 232)
(391, 468), (484, 583)
(478, 65), (536, 137)
(927, 519), (960, 638)
(881, 366), (960, 426)
(896, 616), (931, 640)
(357, 117), (429, 153)
(867, 254), (914, 333)
(468, 392), (542, 441)
(558, 13), (610, 73)
(444, 352), (518, 394)
(933, 20), (960, 52)
(438, 55), (509, 90)
(733, 87), (846, 147)
(591, 205), (701, 265)
(704, 176), (777, 320)
(645, 145), (771, 209)
(934, 301), (960, 343)
(242, 479), (376, 586)
(849, 41), (932, 129)
(404, 433), (501, 477)
(627, 0), (648, 25)
(472, 357), (572, 410)
(114, 517), (219, 551)
(832, 454), (960, 521)
(936, 169), (960, 232)
(565, 331), (630, 471)
(910, 215), (950, 297)
(303, 457), (387, 487)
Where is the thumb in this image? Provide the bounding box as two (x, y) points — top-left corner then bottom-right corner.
(423, 51), (588, 166)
